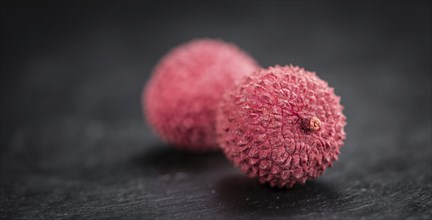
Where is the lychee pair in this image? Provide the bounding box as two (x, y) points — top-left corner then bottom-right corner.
(143, 39), (346, 188)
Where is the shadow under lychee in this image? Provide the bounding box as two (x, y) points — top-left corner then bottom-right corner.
(215, 174), (342, 217)
(132, 144), (230, 174)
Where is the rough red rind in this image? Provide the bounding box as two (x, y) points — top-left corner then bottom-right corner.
(144, 39), (259, 151)
(216, 65), (346, 187)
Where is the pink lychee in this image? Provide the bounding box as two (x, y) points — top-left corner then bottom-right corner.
(144, 39), (259, 151)
(216, 65), (347, 187)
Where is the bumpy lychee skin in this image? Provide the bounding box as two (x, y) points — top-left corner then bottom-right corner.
(144, 39), (258, 151)
(216, 65), (346, 187)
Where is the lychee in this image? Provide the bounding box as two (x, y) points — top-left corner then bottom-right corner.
(144, 39), (258, 151)
(216, 65), (346, 187)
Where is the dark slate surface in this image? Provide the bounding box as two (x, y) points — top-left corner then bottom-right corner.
(1, 1), (431, 219)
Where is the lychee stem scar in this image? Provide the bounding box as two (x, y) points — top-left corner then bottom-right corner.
(302, 116), (321, 132)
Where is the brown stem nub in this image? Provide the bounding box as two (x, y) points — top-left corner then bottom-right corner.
(302, 116), (321, 132)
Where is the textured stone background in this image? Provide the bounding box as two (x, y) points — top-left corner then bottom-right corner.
(1, 1), (431, 219)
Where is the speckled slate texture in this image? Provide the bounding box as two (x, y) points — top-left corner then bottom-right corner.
(1, 1), (431, 219)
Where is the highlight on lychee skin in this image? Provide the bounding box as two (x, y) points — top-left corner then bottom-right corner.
(143, 38), (259, 151)
(216, 65), (347, 188)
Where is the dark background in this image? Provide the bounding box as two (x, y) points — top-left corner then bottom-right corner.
(1, 1), (431, 219)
